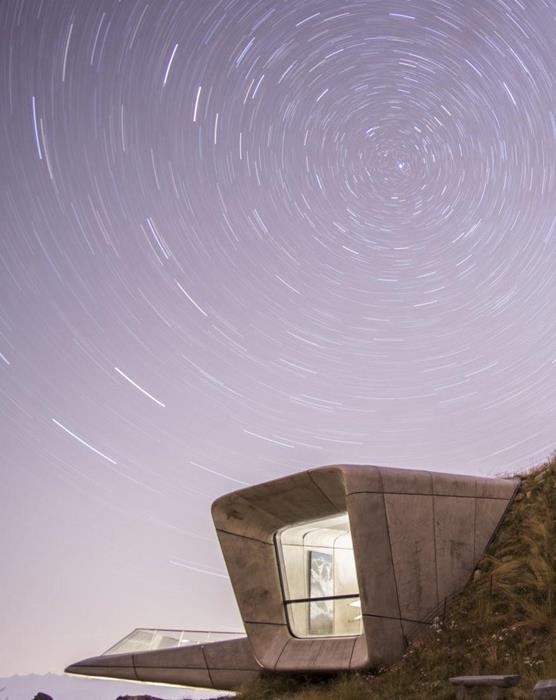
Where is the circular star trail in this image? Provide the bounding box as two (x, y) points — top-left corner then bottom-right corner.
(1, 0), (556, 677)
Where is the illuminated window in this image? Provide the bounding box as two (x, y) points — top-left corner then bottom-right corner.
(275, 513), (362, 638)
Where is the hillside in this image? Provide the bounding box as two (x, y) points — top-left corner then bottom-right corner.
(235, 455), (556, 700)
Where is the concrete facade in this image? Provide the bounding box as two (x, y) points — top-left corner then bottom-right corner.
(66, 464), (518, 691)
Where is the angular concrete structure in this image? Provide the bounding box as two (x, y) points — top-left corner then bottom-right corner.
(66, 464), (519, 691)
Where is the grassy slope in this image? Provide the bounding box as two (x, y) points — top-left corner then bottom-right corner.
(235, 455), (556, 700)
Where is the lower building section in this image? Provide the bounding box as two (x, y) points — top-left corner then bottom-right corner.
(65, 635), (261, 691)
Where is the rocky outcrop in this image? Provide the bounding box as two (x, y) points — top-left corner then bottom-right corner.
(115, 696), (169, 700)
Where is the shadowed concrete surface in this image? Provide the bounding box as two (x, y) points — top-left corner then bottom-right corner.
(67, 464), (519, 690)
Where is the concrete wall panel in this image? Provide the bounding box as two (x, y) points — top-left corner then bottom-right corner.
(380, 467), (432, 495)
(203, 637), (260, 671)
(342, 465), (383, 495)
(66, 663), (137, 682)
(243, 622), (290, 669)
(363, 615), (405, 668)
(275, 638), (323, 671)
(432, 472), (476, 497)
(209, 669), (261, 690)
(385, 493), (438, 621)
(240, 471), (339, 524)
(474, 497), (511, 560)
(275, 637), (359, 672)
(307, 466), (347, 510)
(476, 477), (519, 500)
(65, 652), (138, 681)
(134, 666), (212, 687)
(347, 492), (400, 618)
(349, 633), (369, 669)
(212, 492), (286, 543)
(314, 637), (357, 671)
(216, 531), (285, 625)
(76, 651), (135, 669)
(434, 496), (476, 604)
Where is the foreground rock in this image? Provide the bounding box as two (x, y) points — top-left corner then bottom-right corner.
(116, 695), (169, 700)
(116, 696), (169, 700)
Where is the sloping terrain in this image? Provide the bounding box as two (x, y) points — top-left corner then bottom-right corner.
(235, 455), (556, 700)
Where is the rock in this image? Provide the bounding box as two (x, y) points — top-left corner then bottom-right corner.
(32, 694), (54, 700)
(115, 696), (169, 700)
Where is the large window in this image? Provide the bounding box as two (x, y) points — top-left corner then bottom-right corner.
(275, 513), (362, 638)
(103, 629), (244, 655)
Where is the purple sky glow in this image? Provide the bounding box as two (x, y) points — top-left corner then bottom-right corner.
(2, 0), (556, 677)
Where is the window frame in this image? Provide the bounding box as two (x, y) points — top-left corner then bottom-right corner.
(273, 514), (362, 639)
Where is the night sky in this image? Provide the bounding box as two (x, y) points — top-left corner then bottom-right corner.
(2, 0), (556, 677)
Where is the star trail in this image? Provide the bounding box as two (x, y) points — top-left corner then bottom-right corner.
(2, 0), (556, 677)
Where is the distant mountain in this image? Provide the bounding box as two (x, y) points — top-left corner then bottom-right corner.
(0, 674), (225, 700)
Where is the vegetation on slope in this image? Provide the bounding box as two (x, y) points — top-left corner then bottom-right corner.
(235, 455), (556, 700)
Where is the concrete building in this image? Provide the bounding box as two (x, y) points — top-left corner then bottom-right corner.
(66, 464), (518, 691)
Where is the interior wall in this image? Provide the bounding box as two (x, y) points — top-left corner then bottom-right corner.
(277, 516), (362, 637)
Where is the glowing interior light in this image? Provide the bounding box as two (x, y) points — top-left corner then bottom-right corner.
(276, 513), (363, 638)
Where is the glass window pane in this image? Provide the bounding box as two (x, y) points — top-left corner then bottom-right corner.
(276, 513), (361, 638)
(104, 629), (244, 655)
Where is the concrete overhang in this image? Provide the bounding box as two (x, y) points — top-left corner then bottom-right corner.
(65, 636), (260, 691)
